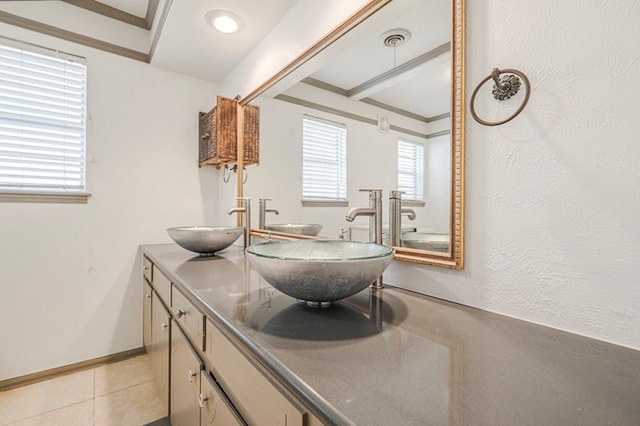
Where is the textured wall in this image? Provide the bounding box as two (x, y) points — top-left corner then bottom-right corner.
(387, 0), (640, 349)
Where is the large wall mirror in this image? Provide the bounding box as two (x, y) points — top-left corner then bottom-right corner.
(238, 0), (465, 269)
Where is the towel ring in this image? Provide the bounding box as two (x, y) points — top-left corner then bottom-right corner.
(470, 68), (531, 126)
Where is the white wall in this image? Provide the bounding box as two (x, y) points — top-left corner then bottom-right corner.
(227, 0), (640, 350)
(0, 24), (220, 380)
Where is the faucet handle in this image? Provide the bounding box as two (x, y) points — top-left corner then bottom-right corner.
(358, 188), (382, 198)
(259, 198), (272, 202)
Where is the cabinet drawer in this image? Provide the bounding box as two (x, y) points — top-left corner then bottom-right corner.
(200, 371), (245, 426)
(142, 255), (153, 282)
(172, 287), (205, 352)
(152, 265), (172, 306)
(205, 319), (305, 426)
(171, 322), (202, 426)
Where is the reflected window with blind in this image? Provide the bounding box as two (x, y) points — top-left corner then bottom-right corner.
(302, 115), (347, 204)
(0, 37), (87, 200)
(397, 139), (424, 202)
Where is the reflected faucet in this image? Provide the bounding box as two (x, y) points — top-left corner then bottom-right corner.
(227, 197), (251, 249)
(389, 190), (416, 246)
(345, 189), (383, 289)
(258, 198), (279, 229)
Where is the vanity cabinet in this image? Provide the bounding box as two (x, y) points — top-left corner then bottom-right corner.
(143, 252), (321, 426)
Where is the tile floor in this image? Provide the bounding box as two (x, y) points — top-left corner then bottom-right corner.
(0, 355), (166, 426)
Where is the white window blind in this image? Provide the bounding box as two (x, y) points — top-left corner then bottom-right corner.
(397, 139), (424, 201)
(302, 115), (347, 201)
(0, 38), (87, 193)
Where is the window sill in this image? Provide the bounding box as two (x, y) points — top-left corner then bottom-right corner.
(0, 191), (92, 204)
(301, 200), (349, 207)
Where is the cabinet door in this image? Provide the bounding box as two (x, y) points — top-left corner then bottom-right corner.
(150, 294), (170, 416)
(200, 371), (245, 426)
(143, 280), (153, 353)
(171, 322), (202, 426)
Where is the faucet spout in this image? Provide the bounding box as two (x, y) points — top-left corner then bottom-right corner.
(345, 206), (375, 222)
(227, 198), (251, 249)
(345, 189), (384, 290)
(402, 207), (416, 221)
(258, 198), (280, 229)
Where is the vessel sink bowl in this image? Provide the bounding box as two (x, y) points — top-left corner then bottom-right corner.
(401, 232), (449, 252)
(264, 223), (323, 236)
(167, 226), (243, 256)
(246, 240), (394, 306)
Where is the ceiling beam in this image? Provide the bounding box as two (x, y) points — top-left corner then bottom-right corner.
(347, 42), (450, 100)
(0, 10), (149, 63)
(145, 0), (160, 30)
(302, 77), (449, 123)
(61, 0), (148, 29)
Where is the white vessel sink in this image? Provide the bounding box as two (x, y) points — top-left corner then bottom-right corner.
(167, 226), (243, 256)
(246, 240), (394, 307)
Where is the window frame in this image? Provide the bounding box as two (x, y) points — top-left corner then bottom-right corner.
(301, 114), (348, 206)
(397, 138), (425, 203)
(0, 36), (90, 203)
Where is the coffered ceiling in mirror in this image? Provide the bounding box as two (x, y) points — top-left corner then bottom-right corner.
(305, 0), (451, 121)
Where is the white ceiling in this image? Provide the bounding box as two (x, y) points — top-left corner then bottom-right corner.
(0, 0), (298, 83)
(151, 0), (298, 82)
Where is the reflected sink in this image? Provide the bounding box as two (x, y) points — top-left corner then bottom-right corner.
(401, 232), (449, 252)
(246, 240), (394, 307)
(264, 223), (323, 236)
(167, 226), (243, 256)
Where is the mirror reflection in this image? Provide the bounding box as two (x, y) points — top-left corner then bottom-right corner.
(245, 0), (454, 255)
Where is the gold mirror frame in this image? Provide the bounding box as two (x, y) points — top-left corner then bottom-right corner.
(236, 0), (465, 269)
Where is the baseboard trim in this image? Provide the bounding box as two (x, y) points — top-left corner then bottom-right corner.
(0, 346), (146, 393)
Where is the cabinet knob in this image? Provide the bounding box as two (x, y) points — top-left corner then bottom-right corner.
(188, 369), (197, 382)
(160, 322), (168, 331)
(199, 393), (209, 408)
(145, 293), (151, 299)
(176, 309), (186, 319)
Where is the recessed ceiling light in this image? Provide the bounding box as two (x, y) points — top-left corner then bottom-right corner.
(205, 10), (245, 34)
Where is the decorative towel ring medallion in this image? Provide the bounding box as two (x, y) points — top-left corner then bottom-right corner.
(470, 68), (531, 126)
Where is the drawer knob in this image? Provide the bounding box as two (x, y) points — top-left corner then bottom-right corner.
(176, 309), (186, 319)
(188, 369), (197, 382)
(199, 393), (209, 408)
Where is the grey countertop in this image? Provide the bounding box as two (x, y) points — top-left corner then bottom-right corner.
(141, 243), (640, 426)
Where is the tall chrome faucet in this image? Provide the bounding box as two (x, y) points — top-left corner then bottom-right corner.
(258, 198), (279, 229)
(345, 189), (383, 289)
(389, 190), (416, 246)
(227, 197), (251, 248)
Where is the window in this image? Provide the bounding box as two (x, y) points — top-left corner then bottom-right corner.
(397, 139), (424, 201)
(302, 115), (347, 202)
(0, 37), (88, 199)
